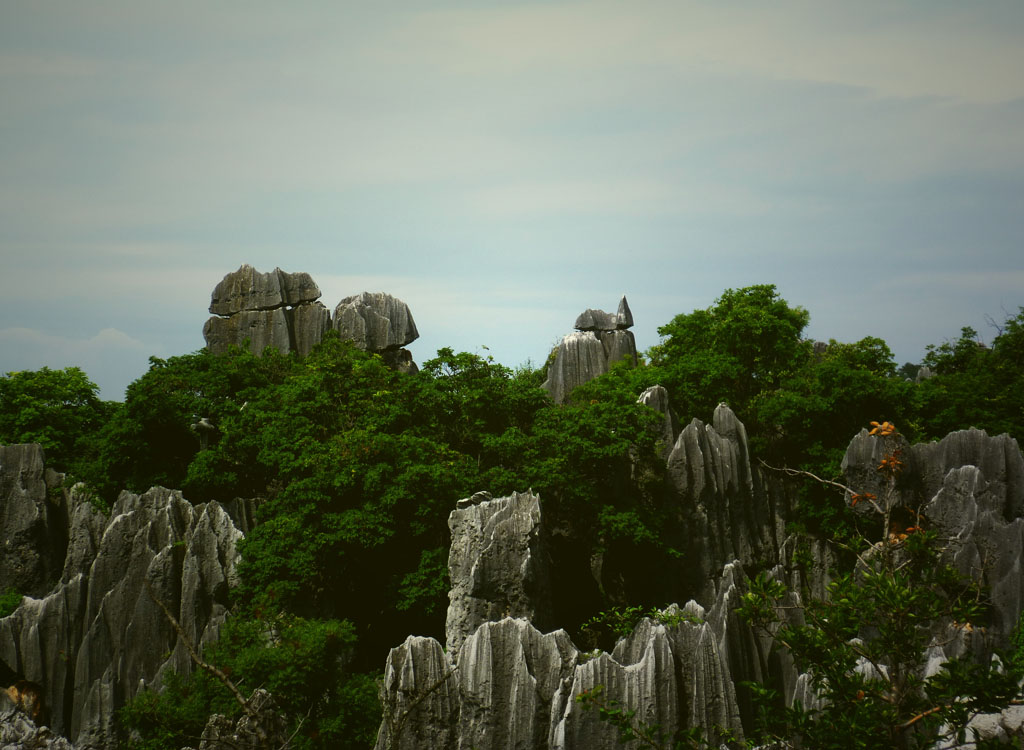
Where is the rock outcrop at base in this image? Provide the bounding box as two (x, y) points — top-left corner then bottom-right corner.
(1, 687), (75, 750)
(543, 297), (637, 404)
(182, 689), (288, 750)
(446, 490), (551, 654)
(203, 266), (420, 369)
(0, 450), (244, 750)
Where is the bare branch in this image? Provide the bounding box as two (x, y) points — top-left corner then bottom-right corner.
(143, 578), (255, 717)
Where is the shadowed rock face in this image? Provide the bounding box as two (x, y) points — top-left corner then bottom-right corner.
(376, 491), (746, 750)
(542, 297), (637, 404)
(1, 687), (75, 749)
(0, 444), (69, 599)
(446, 490), (551, 656)
(0, 451), (244, 750)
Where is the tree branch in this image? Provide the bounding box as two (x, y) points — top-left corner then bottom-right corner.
(143, 577), (255, 717)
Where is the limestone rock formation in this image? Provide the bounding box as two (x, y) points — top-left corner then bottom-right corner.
(208, 264), (321, 316)
(667, 404), (783, 604)
(637, 385), (679, 461)
(0, 444), (68, 599)
(377, 489), (746, 749)
(203, 266), (420, 369)
(333, 291), (419, 352)
(543, 297), (637, 404)
(378, 409), (1024, 748)
(183, 689), (288, 750)
(0, 457), (244, 749)
(446, 490), (551, 655)
(1, 687), (75, 750)
(204, 265), (329, 356)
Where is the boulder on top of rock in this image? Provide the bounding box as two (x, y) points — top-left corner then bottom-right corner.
(544, 297), (637, 403)
(333, 292), (419, 352)
(574, 296), (633, 331)
(208, 265), (321, 316)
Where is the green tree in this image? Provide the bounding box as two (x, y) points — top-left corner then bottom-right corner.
(649, 285), (810, 423)
(0, 366), (115, 485)
(916, 311), (1024, 442)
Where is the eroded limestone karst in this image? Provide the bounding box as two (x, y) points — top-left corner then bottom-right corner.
(0, 450), (247, 750)
(203, 266), (420, 370)
(376, 408), (1024, 749)
(542, 297), (637, 404)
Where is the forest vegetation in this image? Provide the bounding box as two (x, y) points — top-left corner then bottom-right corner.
(2, 285), (1023, 748)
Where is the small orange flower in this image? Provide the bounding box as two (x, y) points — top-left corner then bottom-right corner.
(850, 492), (877, 507)
(869, 421), (896, 437)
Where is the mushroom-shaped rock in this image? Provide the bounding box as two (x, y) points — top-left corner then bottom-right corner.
(333, 292), (419, 352)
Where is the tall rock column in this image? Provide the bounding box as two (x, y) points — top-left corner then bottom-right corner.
(445, 490), (551, 655)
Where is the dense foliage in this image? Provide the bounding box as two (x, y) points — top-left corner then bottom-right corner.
(3, 286), (1023, 747)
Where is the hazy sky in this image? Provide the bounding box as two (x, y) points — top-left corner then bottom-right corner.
(2, 1), (1022, 399)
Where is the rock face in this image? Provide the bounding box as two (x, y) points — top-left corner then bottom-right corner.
(203, 265), (329, 357)
(843, 427), (1024, 646)
(376, 491), (745, 750)
(446, 490), (551, 655)
(334, 292), (420, 373)
(543, 297), (637, 404)
(667, 404), (784, 604)
(378, 410), (1024, 749)
(0, 452), (244, 750)
(1, 687), (75, 750)
(183, 689), (288, 750)
(0, 444), (68, 599)
(203, 265), (419, 369)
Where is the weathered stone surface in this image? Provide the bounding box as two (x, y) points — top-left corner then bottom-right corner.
(666, 405), (780, 603)
(637, 385), (679, 461)
(446, 490), (550, 655)
(541, 332), (608, 404)
(376, 636), (460, 750)
(573, 296), (633, 331)
(289, 301), (331, 357)
(457, 619), (578, 750)
(203, 307), (291, 357)
(596, 329), (637, 367)
(0, 444), (68, 599)
(543, 299), (638, 404)
(208, 264), (320, 316)
(334, 292), (419, 352)
(0, 481), (243, 749)
(1, 688), (75, 750)
(553, 606), (741, 749)
(378, 609), (742, 750)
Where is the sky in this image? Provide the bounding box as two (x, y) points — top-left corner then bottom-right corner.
(2, 1), (1022, 400)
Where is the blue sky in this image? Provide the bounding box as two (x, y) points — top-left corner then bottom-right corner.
(2, 1), (1022, 399)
